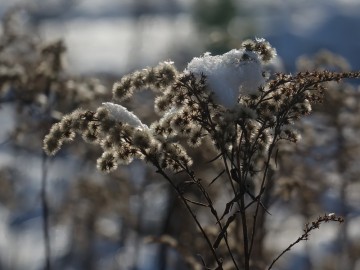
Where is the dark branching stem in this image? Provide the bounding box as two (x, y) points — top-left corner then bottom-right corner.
(238, 184), (250, 270)
(152, 161), (223, 269)
(249, 131), (278, 257)
(180, 164), (240, 270)
(41, 152), (51, 270)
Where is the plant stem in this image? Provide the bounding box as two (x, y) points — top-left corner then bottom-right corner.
(41, 152), (51, 270)
(154, 164), (223, 269)
(239, 192), (250, 270)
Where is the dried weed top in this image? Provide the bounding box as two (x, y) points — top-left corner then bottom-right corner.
(43, 38), (360, 176)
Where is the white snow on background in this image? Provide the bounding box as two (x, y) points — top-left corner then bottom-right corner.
(39, 14), (196, 74)
(1, 0), (357, 73)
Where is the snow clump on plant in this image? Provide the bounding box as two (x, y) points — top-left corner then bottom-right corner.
(185, 49), (265, 108)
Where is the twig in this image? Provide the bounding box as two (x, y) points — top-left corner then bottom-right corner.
(153, 163), (223, 269)
(249, 132), (278, 257)
(184, 197), (208, 207)
(41, 152), (51, 270)
(267, 213), (344, 270)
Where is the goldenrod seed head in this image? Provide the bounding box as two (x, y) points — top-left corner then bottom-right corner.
(133, 129), (152, 149)
(59, 116), (73, 132)
(100, 137), (114, 150)
(144, 68), (157, 85)
(82, 129), (98, 143)
(62, 130), (76, 141)
(241, 39), (256, 51)
(187, 129), (203, 147)
(283, 127), (301, 142)
(49, 124), (63, 140)
(95, 107), (109, 120)
(100, 118), (116, 133)
(155, 96), (171, 114)
(157, 61), (178, 87)
(96, 151), (118, 172)
(113, 77), (134, 101)
(234, 105), (258, 119)
(43, 134), (62, 155)
(132, 71), (146, 89)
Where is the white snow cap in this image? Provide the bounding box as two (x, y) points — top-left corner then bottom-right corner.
(102, 102), (148, 130)
(185, 49), (265, 108)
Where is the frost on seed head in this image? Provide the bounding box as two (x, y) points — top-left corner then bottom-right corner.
(102, 102), (148, 130)
(185, 49), (265, 108)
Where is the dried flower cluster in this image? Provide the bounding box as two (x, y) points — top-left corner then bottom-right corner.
(112, 61), (178, 101)
(43, 38), (360, 270)
(0, 17), (106, 110)
(0, 8), (109, 152)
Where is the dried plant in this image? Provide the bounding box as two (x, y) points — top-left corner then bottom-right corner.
(268, 213), (344, 270)
(0, 8), (110, 151)
(42, 38), (360, 269)
(272, 50), (360, 270)
(0, 8), (115, 270)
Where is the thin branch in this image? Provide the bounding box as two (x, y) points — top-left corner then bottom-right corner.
(184, 197), (208, 207)
(208, 169), (225, 186)
(249, 135), (277, 257)
(179, 163), (240, 270)
(268, 214), (344, 270)
(239, 186), (250, 270)
(153, 163), (223, 269)
(206, 152), (222, 164)
(41, 152), (51, 270)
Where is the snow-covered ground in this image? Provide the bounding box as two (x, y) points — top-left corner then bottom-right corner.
(40, 0), (360, 73)
(2, 0), (359, 74)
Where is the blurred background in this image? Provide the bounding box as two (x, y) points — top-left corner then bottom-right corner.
(0, 0), (360, 269)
